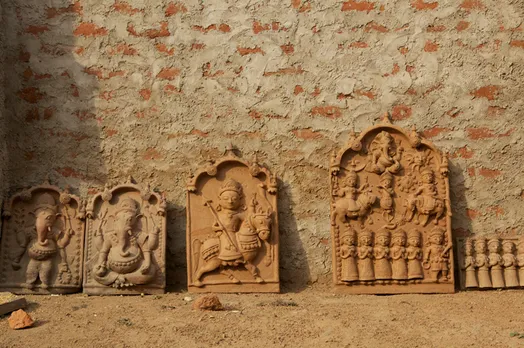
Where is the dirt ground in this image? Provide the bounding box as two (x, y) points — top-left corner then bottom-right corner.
(1, 286), (524, 348)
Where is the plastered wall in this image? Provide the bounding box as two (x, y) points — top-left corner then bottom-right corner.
(2, 0), (524, 289)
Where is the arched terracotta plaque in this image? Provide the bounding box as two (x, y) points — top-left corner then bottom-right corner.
(83, 180), (166, 295)
(186, 147), (279, 293)
(0, 183), (85, 294)
(330, 114), (454, 294)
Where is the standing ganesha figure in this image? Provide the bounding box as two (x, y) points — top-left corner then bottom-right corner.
(357, 229), (375, 281)
(193, 179), (272, 287)
(501, 240), (518, 288)
(487, 238), (505, 288)
(340, 227), (358, 282)
(423, 227), (451, 282)
(11, 193), (73, 289)
(373, 229), (392, 281)
(463, 238), (478, 288)
(474, 238), (492, 288)
(406, 230), (424, 280)
(390, 230), (408, 281)
(93, 198), (160, 288)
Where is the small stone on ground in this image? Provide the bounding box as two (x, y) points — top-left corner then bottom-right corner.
(8, 309), (34, 330)
(192, 294), (223, 311)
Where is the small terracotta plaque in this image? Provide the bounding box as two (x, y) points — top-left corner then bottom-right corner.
(330, 114), (454, 294)
(83, 180), (167, 295)
(186, 147), (279, 293)
(0, 184), (85, 294)
(457, 237), (524, 290)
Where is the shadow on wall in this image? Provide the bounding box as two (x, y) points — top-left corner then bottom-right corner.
(3, 0), (105, 197)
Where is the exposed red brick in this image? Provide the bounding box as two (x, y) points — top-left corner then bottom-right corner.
(263, 66), (304, 76)
(219, 24), (231, 32)
(487, 106), (505, 117)
(341, 0), (375, 12)
(510, 40), (524, 48)
(112, 1), (143, 15)
(74, 22), (108, 37)
(143, 148), (162, 160)
(487, 205), (505, 217)
(391, 105), (412, 120)
(248, 110), (284, 119)
(383, 63), (400, 77)
(84, 67), (103, 79)
(399, 46), (409, 55)
(23, 68), (33, 80)
(466, 209), (480, 220)
(445, 107), (461, 118)
(74, 110), (96, 121)
(26, 25), (49, 36)
(350, 41), (368, 48)
(310, 87), (321, 97)
(291, 0), (301, 8)
(294, 85), (304, 95)
(310, 106), (342, 119)
(471, 85), (499, 100)
(43, 107), (54, 120)
(156, 43), (175, 55)
(191, 42), (205, 50)
(192, 23), (230, 34)
(35, 73), (52, 80)
(467, 167), (476, 177)
(164, 84), (182, 94)
(191, 129), (209, 137)
(105, 129), (118, 137)
(422, 126), (451, 138)
(253, 21), (280, 34)
(406, 88), (417, 95)
(410, 0), (438, 10)
(354, 89), (376, 99)
(292, 128), (323, 139)
(140, 89), (152, 100)
(466, 127), (495, 140)
(427, 25), (446, 32)
(109, 43), (138, 56)
(17, 87), (44, 104)
(202, 63), (224, 78)
(478, 168), (501, 178)
(451, 146), (474, 159)
(145, 22), (170, 38)
(165, 2), (188, 16)
(157, 67), (180, 80)
(74, 47), (84, 55)
(280, 43), (294, 54)
(71, 84), (79, 97)
(237, 46), (265, 56)
(424, 40), (439, 52)
(456, 21), (470, 31)
(460, 0), (484, 11)
(365, 21), (389, 33)
(47, 1), (82, 18)
(19, 49), (30, 62)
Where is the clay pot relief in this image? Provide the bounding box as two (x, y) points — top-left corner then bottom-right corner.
(462, 237), (524, 290)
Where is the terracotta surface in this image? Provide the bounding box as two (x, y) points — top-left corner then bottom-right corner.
(330, 114), (454, 294)
(187, 147), (279, 293)
(8, 309), (34, 330)
(192, 294), (224, 311)
(457, 236), (524, 290)
(0, 183), (85, 294)
(83, 179), (166, 295)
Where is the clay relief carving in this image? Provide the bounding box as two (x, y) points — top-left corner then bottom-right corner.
(0, 183), (85, 294)
(331, 114), (454, 294)
(187, 147), (279, 293)
(83, 179), (166, 295)
(458, 236), (524, 290)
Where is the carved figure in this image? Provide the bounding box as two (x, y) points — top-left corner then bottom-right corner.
(406, 231), (424, 280)
(366, 131), (403, 174)
(331, 169), (377, 227)
(390, 230), (408, 281)
(517, 238), (524, 287)
(192, 179), (272, 287)
(501, 240), (518, 288)
(373, 230), (391, 281)
(463, 238), (478, 288)
(10, 194), (74, 289)
(340, 227), (358, 282)
(487, 238), (504, 288)
(474, 238), (492, 288)
(378, 171), (395, 221)
(357, 229), (375, 281)
(404, 169), (445, 226)
(423, 227), (451, 282)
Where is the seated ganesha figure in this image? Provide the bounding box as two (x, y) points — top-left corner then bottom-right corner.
(93, 197), (159, 288)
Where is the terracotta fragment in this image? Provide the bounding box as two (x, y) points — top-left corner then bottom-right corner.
(8, 309), (34, 329)
(186, 147), (279, 293)
(0, 183), (85, 294)
(83, 179), (166, 295)
(331, 114), (454, 293)
(192, 294), (224, 311)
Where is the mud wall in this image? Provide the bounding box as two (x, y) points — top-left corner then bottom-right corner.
(2, 0), (524, 289)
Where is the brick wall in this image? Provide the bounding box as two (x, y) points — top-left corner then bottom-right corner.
(2, 0), (524, 289)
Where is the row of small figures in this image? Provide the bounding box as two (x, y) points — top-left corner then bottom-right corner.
(463, 238), (524, 288)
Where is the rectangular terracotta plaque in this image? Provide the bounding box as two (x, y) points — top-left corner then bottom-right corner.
(83, 181), (167, 295)
(0, 184), (85, 294)
(330, 114), (455, 294)
(186, 148), (279, 292)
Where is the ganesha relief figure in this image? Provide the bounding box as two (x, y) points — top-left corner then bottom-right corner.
(0, 184), (85, 294)
(366, 131), (403, 174)
(187, 148), (279, 292)
(83, 181), (166, 295)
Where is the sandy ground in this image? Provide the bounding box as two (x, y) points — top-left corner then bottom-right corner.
(1, 286), (524, 348)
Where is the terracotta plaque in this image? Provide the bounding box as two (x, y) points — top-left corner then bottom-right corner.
(330, 114), (454, 294)
(0, 184), (85, 294)
(457, 237), (524, 290)
(186, 148), (279, 292)
(83, 180), (166, 295)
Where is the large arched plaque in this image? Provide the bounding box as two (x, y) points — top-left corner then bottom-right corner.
(330, 114), (454, 294)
